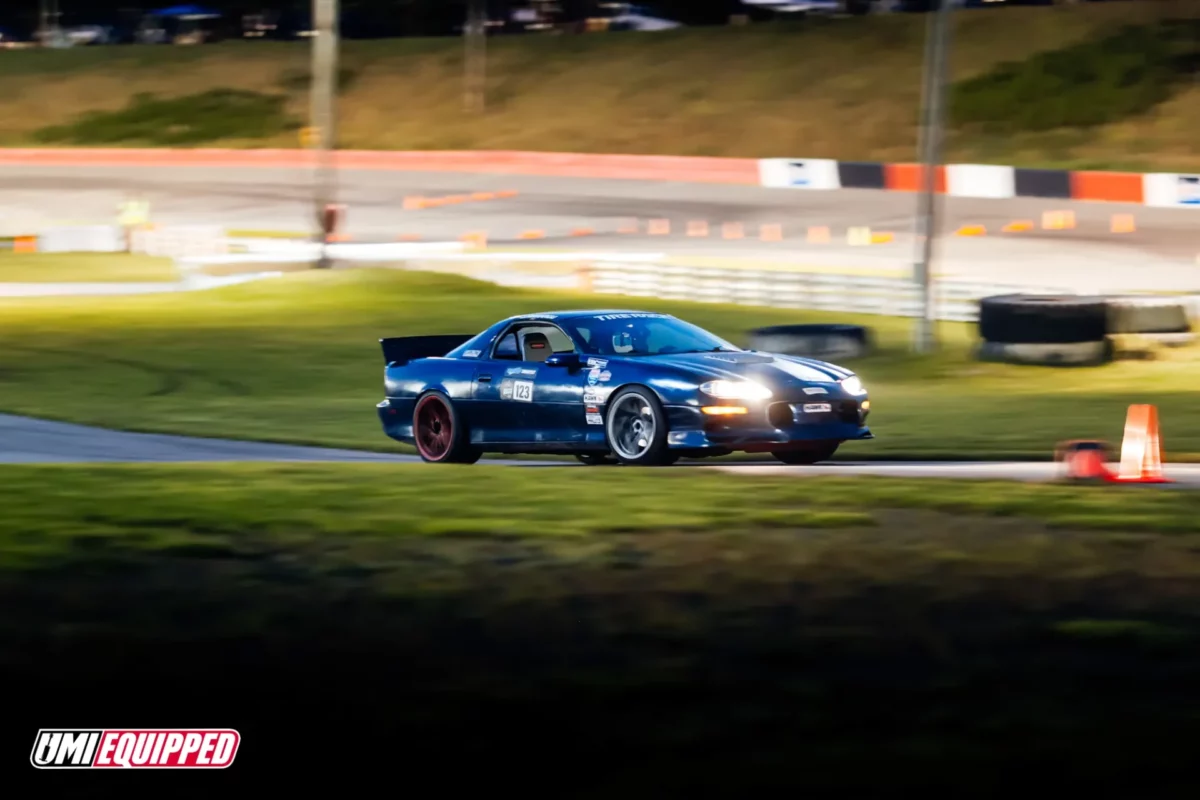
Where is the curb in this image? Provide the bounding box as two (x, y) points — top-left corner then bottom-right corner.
(2, 148), (1198, 208)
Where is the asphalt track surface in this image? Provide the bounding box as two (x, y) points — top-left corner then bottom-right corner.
(5, 413), (1200, 486)
(2, 165), (1199, 292)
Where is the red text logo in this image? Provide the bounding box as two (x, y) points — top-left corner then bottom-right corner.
(31, 729), (240, 768)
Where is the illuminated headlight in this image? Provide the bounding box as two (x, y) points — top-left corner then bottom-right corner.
(840, 376), (867, 396)
(699, 380), (772, 400)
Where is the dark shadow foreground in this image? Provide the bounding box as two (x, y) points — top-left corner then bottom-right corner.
(5, 544), (1199, 796)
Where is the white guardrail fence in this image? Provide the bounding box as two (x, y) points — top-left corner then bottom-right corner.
(581, 261), (1081, 323)
(13, 224), (1197, 323)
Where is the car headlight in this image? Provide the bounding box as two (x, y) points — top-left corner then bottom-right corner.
(699, 379), (772, 400)
(840, 376), (867, 396)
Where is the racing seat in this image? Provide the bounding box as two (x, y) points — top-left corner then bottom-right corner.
(521, 331), (553, 362)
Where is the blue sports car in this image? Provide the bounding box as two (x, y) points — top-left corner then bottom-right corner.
(377, 310), (872, 466)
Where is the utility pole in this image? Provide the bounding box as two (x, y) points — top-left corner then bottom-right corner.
(311, 0), (339, 267)
(464, 0), (487, 113)
(38, 0), (61, 46)
(911, 0), (953, 354)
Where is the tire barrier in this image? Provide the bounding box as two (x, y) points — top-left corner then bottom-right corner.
(976, 339), (1114, 367)
(977, 293), (1195, 366)
(747, 324), (872, 360)
(1106, 296), (1194, 346)
(978, 294), (1112, 366)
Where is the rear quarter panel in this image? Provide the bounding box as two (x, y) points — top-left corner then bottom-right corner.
(381, 357), (480, 443)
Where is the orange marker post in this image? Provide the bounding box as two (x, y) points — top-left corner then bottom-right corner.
(648, 219), (670, 235)
(687, 220), (709, 237)
(807, 226), (831, 244)
(1042, 210), (1076, 230)
(759, 224), (783, 242)
(1111, 214), (1136, 234)
(722, 222), (744, 240)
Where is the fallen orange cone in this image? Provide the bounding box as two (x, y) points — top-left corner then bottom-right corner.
(1112, 404), (1170, 483)
(1055, 439), (1114, 481)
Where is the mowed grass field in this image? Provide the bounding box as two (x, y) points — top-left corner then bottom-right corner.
(5, 256), (1198, 785)
(0, 252), (178, 282)
(1, 267), (1198, 460)
(1, 4), (1198, 171)
(5, 464), (1199, 790)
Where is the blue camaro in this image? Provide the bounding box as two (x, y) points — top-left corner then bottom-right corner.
(377, 310), (872, 466)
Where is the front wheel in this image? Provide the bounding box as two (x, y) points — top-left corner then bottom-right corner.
(604, 386), (674, 466)
(413, 391), (483, 464)
(771, 441), (839, 465)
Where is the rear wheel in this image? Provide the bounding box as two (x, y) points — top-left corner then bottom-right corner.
(604, 386), (674, 466)
(413, 391), (482, 464)
(771, 441), (839, 465)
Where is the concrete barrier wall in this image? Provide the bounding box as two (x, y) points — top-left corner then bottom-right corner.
(1, 148), (1196, 208)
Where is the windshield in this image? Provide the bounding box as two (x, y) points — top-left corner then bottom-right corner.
(562, 314), (740, 357)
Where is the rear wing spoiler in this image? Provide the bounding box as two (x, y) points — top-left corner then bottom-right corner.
(380, 335), (476, 366)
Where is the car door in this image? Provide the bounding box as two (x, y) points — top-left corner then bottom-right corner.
(518, 326), (590, 445)
(471, 323), (587, 446)
(471, 327), (528, 443)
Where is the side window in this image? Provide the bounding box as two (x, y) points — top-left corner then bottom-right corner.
(493, 331), (520, 360)
(544, 327), (575, 353)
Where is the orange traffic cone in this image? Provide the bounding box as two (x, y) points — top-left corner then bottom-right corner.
(1112, 404), (1170, 483)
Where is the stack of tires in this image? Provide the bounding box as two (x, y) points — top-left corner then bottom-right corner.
(977, 294), (1195, 366)
(747, 324), (872, 360)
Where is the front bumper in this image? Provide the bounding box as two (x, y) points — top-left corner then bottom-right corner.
(664, 398), (872, 452)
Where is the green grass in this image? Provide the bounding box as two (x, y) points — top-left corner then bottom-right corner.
(1, 5), (1199, 170)
(33, 88), (301, 147)
(5, 463), (1200, 790)
(1, 268), (1197, 459)
(0, 252), (178, 282)
(5, 464), (1200, 569)
(952, 19), (1200, 134)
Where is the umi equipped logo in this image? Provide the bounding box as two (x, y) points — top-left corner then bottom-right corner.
(31, 729), (240, 769)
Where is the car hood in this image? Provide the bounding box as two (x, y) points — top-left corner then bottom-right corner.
(638, 351), (857, 393)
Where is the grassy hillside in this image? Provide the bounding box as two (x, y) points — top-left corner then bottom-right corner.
(1, 4), (1197, 170)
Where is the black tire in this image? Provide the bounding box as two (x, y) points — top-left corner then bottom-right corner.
(1106, 296), (1193, 344)
(412, 390), (482, 464)
(978, 295), (1108, 344)
(771, 441), (840, 465)
(748, 323), (871, 360)
(977, 294), (1112, 366)
(604, 386), (674, 466)
(575, 453), (616, 466)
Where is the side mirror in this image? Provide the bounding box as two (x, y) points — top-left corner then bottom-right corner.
(545, 353), (582, 368)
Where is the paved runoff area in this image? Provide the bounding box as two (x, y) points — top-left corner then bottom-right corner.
(4, 413), (1200, 486)
(1, 164), (1198, 293)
